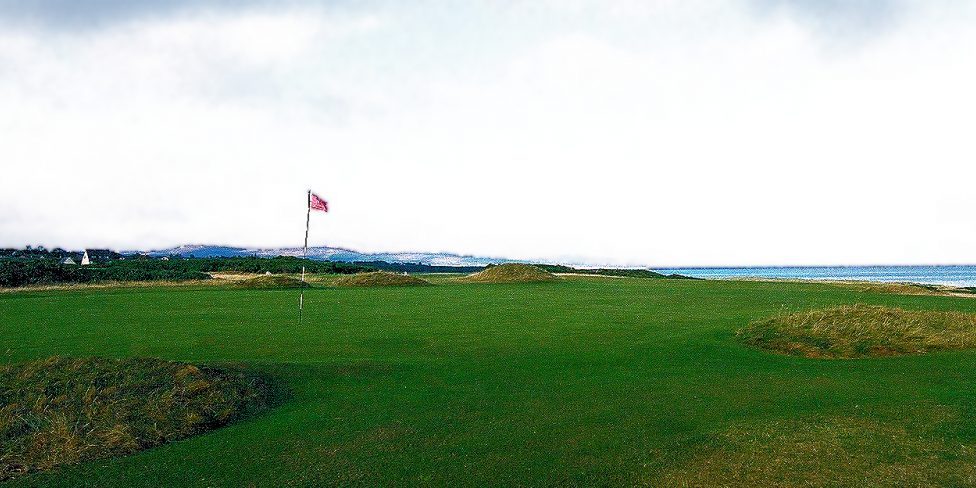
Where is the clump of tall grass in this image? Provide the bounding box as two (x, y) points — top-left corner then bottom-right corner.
(0, 357), (275, 480)
(737, 304), (976, 358)
(233, 275), (310, 289)
(332, 271), (431, 287)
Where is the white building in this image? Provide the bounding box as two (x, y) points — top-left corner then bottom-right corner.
(81, 251), (91, 266)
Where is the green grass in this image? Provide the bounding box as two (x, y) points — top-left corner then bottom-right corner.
(738, 304), (976, 358)
(1, 357), (274, 481)
(656, 410), (976, 486)
(3, 277), (976, 486)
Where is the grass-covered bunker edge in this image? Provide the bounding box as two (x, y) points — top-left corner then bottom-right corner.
(737, 304), (976, 358)
(0, 356), (286, 481)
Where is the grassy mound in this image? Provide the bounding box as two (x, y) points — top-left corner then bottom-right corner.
(656, 413), (976, 487)
(738, 304), (976, 358)
(233, 275), (309, 289)
(0, 357), (274, 480)
(459, 263), (560, 284)
(332, 271), (431, 287)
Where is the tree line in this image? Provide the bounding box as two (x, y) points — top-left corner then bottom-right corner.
(0, 255), (373, 288)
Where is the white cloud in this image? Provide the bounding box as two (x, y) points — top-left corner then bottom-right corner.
(1, 1), (975, 266)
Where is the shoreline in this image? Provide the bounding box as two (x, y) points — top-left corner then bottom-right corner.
(2, 273), (975, 298)
(716, 277), (976, 298)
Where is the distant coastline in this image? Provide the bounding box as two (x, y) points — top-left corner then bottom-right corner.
(652, 265), (976, 287)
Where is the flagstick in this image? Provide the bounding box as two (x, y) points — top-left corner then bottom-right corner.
(299, 190), (311, 324)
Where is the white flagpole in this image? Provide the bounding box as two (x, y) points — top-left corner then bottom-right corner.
(299, 190), (311, 323)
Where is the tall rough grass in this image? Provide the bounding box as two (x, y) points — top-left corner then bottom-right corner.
(332, 271), (431, 287)
(0, 357), (275, 480)
(232, 275), (310, 289)
(738, 304), (976, 358)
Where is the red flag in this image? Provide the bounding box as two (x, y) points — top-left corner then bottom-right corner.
(309, 192), (328, 212)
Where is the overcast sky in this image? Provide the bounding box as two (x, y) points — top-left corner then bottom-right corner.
(1, 1), (975, 267)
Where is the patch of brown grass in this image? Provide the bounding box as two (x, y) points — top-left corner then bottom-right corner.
(331, 272), (431, 287)
(738, 304), (976, 358)
(832, 281), (976, 297)
(0, 279), (217, 294)
(209, 272), (261, 282)
(0, 357), (275, 481)
(232, 275), (309, 289)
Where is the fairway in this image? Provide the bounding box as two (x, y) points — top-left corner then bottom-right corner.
(4, 277), (976, 486)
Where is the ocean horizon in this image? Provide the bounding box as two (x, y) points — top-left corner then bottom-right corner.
(651, 265), (976, 288)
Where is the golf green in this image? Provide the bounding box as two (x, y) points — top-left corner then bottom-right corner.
(3, 277), (976, 486)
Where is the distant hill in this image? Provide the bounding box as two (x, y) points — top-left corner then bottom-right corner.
(131, 245), (691, 278)
(139, 245), (508, 267)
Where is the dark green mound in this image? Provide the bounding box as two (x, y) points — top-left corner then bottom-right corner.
(459, 263), (560, 284)
(233, 275), (309, 289)
(332, 271), (431, 287)
(738, 304), (976, 358)
(0, 357), (274, 481)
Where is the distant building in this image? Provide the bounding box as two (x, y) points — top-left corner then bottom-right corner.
(160, 256), (170, 261)
(81, 251), (91, 266)
(61, 257), (77, 265)
(84, 249), (118, 262)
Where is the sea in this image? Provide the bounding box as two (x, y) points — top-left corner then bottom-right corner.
(651, 265), (976, 288)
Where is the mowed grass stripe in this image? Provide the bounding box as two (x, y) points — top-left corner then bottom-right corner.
(3, 277), (976, 485)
